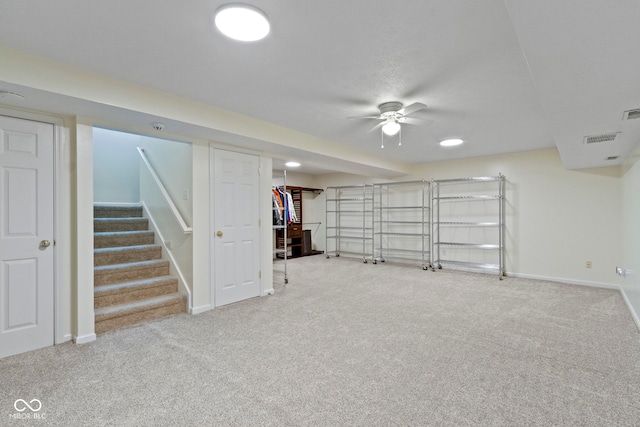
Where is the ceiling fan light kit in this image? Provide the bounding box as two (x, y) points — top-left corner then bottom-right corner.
(382, 119), (401, 136)
(352, 101), (428, 148)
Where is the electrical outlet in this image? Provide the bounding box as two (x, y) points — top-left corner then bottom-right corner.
(586, 261), (592, 269)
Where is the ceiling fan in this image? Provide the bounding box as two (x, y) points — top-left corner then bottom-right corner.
(350, 101), (428, 147)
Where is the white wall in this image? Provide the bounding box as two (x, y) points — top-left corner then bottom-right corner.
(93, 128), (140, 203)
(621, 145), (640, 327)
(75, 120), (96, 343)
(313, 148), (623, 286)
(139, 135), (193, 224)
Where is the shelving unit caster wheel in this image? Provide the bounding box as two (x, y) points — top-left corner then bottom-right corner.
(373, 260), (377, 265)
(363, 258), (367, 264)
(335, 253), (340, 257)
(326, 255), (330, 259)
(422, 266), (428, 271)
(437, 264), (442, 269)
(284, 278), (288, 284)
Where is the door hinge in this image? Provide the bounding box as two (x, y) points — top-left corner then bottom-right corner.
(258, 219), (261, 227)
(259, 270), (262, 279)
(258, 167), (261, 176)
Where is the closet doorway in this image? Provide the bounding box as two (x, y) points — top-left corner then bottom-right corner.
(211, 148), (261, 307)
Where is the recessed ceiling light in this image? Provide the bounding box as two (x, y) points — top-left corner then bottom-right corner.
(214, 4), (270, 42)
(285, 161), (301, 168)
(440, 138), (464, 147)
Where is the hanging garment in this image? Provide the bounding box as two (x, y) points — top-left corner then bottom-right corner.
(286, 192), (298, 223)
(277, 188), (289, 223)
(273, 188), (285, 224)
(272, 190), (283, 225)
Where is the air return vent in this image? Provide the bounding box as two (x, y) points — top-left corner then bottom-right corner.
(583, 132), (619, 144)
(623, 109), (640, 120)
(605, 155), (620, 161)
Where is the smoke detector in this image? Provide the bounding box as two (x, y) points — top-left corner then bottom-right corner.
(151, 122), (165, 131)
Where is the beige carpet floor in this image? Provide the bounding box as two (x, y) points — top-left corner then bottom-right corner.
(2, 256), (640, 426)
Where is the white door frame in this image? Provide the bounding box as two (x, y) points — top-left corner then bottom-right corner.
(0, 107), (66, 344)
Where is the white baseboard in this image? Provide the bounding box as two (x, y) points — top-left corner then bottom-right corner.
(620, 288), (640, 332)
(507, 272), (620, 290)
(191, 304), (213, 315)
(262, 288), (274, 296)
(73, 333), (97, 344)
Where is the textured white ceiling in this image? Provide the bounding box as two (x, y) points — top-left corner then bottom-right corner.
(0, 0), (638, 173)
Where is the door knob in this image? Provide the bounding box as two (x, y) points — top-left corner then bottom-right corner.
(216, 231), (223, 237)
(40, 240), (51, 248)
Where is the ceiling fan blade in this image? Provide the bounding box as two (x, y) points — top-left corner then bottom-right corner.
(399, 102), (427, 116)
(400, 117), (421, 125)
(347, 115), (382, 120)
(367, 121), (385, 133)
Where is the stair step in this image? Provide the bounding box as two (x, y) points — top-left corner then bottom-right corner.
(94, 276), (179, 309)
(94, 230), (155, 249)
(94, 259), (170, 286)
(94, 244), (162, 266)
(94, 217), (149, 232)
(94, 204), (143, 218)
(95, 293), (187, 334)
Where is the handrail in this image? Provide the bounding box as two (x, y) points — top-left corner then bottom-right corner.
(137, 147), (192, 234)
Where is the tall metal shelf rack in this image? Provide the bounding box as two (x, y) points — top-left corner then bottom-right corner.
(272, 170), (288, 284)
(431, 174), (505, 279)
(372, 180), (431, 269)
(325, 185), (373, 263)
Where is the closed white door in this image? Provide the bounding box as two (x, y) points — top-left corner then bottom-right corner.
(0, 116), (54, 359)
(212, 149), (261, 307)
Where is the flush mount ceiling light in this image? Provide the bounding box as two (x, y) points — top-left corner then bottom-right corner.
(440, 138), (464, 147)
(214, 3), (270, 41)
(285, 161), (301, 168)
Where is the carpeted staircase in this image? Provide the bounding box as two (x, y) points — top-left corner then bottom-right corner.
(93, 204), (186, 334)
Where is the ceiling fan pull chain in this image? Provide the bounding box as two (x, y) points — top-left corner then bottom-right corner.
(381, 128), (384, 148)
(398, 127), (402, 146)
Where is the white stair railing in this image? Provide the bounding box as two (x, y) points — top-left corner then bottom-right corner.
(137, 147), (192, 234)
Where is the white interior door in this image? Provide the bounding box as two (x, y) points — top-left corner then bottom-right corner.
(0, 115), (54, 359)
(212, 149), (261, 307)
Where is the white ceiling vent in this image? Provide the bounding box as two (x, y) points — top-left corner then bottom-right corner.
(605, 155), (620, 161)
(623, 109), (640, 120)
(583, 132), (619, 144)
